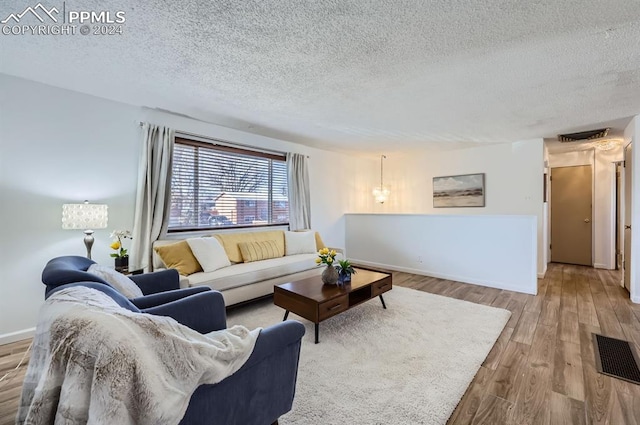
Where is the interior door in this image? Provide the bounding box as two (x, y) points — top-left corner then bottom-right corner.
(550, 165), (593, 266)
(624, 143), (632, 291)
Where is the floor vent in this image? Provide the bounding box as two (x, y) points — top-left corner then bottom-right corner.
(593, 333), (640, 385)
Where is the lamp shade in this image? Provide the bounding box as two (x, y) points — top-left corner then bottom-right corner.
(372, 186), (390, 204)
(62, 202), (108, 230)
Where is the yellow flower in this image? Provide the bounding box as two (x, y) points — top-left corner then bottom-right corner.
(326, 257), (333, 264)
(320, 247), (329, 255)
(315, 257), (322, 264)
(330, 250), (336, 257)
(110, 240), (121, 250)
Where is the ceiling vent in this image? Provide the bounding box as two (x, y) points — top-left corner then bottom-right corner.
(558, 128), (609, 142)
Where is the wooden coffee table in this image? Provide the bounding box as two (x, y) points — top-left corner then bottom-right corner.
(274, 268), (392, 343)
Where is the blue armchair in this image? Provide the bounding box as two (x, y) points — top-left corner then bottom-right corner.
(42, 255), (210, 310)
(47, 282), (305, 425)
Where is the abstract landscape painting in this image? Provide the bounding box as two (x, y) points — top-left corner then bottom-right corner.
(433, 173), (485, 207)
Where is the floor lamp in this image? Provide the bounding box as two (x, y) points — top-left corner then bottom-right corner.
(62, 201), (108, 260)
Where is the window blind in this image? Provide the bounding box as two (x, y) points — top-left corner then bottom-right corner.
(169, 137), (289, 231)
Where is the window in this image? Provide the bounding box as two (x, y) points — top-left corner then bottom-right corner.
(169, 137), (288, 231)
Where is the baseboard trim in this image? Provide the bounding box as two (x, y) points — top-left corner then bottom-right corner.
(0, 328), (35, 345)
(351, 259), (537, 295)
(593, 263), (610, 270)
(631, 295), (640, 304)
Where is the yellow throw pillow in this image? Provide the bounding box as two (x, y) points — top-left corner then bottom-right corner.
(238, 240), (282, 263)
(153, 241), (202, 276)
(314, 232), (326, 251)
(214, 231), (285, 263)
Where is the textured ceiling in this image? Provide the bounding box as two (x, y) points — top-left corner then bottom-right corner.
(1, 0), (639, 152)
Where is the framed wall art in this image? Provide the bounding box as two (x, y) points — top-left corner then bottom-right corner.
(433, 173), (485, 208)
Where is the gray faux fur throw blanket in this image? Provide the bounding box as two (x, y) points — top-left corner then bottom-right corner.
(17, 286), (260, 425)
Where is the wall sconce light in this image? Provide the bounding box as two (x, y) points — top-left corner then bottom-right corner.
(372, 155), (390, 204)
(62, 201), (108, 259)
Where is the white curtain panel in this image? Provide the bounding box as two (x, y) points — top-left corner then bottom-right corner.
(286, 153), (311, 230)
(131, 123), (175, 270)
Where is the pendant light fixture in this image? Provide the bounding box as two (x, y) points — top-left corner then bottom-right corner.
(372, 155), (390, 204)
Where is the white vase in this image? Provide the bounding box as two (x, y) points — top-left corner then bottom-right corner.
(321, 266), (338, 285)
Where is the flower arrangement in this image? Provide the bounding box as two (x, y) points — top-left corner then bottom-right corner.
(109, 229), (132, 258)
(315, 247), (337, 266)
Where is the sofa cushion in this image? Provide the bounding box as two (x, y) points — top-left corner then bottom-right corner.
(239, 240), (282, 263)
(285, 231), (317, 255)
(187, 237), (231, 272)
(295, 230), (326, 251)
(186, 254), (317, 292)
(214, 231), (285, 263)
(87, 264), (144, 299)
(154, 241), (202, 276)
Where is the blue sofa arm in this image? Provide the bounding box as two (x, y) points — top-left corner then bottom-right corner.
(143, 290), (227, 334)
(131, 287), (210, 310)
(180, 321), (305, 425)
(241, 321), (305, 369)
(130, 269), (180, 294)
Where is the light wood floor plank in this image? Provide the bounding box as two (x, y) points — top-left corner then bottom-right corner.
(560, 277), (578, 314)
(552, 340), (585, 401)
(471, 395), (514, 425)
(539, 299), (560, 327)
(576, 281), (600, 327)
(558, 309), (580, 345)
(595, 307), (626, 340)
(505, 300), (526, 329)
(549, 392), (586, 425)
(510, 363), (551, 425)
(511, 310), (540, 345)
(491, 292), (512, 309)
(588, 276), (614, 311)
(528, 324), (557, 367)
(615, 390), (640, 425)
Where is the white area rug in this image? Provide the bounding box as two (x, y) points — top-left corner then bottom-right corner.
(227, 286), (510, 425)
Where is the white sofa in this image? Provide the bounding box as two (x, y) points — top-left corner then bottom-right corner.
(152, 230), (337, 306)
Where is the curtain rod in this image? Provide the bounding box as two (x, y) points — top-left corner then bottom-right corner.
(138, 121), (308, 158)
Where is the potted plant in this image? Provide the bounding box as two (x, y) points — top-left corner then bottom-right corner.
(110, 229), (132, 272)
(336, 259), (356, 284)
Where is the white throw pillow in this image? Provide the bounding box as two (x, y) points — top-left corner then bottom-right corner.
(87, 264), (144, 299)
(284, 231), (317, 256)
(187, 237), (231, 272)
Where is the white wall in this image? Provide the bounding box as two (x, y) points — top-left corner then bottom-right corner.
(624, 116), (640, 303)
(0, 74), (351, 342)
(0, 75), (140, 343)
(346, 214), (538, 294)
(548, 148), (624, 269)
(348, 140), (546, 277)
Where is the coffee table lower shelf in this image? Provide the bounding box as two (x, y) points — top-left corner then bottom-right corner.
(273, 268), (392, 344)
